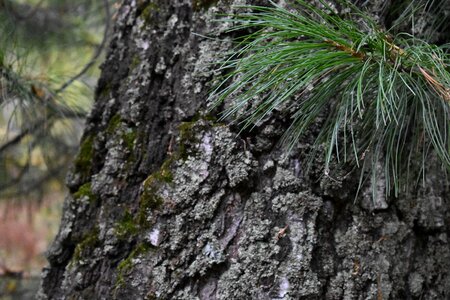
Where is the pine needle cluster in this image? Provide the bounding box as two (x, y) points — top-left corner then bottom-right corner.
(210, 0), (450, 197)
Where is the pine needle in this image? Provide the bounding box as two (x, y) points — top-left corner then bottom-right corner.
(209, 0), (450, 197)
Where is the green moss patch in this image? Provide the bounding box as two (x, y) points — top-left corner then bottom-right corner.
(98, 82), (112, 98)
(192, 0), (218, 11)
(107, 114), (122, 135)
(137, 116), (220, 227)
(137, 117), (218, 226)
(136, 152), (178, 227)
(72, 227), (100, 263)
(106, 114), (138, 152)
(73, 182), (97, 203)
(177, 116), (217, 160)
(117, 242), (152, 273)
(74, 135), (94, 179)
(140, 3), (159, 25)
(153, 158), (174, 183)
(130, 55), (141, 70)
(138, 176), (164, 227)
(115, 210), (139, 239)
(177, 121), (197, 160)
(123, 129), (137, 151)
(115, 242), (153, 289)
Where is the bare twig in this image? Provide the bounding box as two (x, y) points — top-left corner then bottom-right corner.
(5, 0), (45, 21)
(0, 110), (85, 153)
(55, 0), (111, 94)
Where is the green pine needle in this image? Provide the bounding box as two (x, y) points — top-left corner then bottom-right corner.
(209, 0), (450, 197)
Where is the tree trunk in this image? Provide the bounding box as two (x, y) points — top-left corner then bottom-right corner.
(39, 0), (449, 299)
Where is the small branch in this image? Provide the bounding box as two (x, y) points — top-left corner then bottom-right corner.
(0, 110), (85, 154)
(325, 36), (450, 104)
(5, 0), (45, 21)
(0, 146), (32, 191)
(55, 0), (111, 95)
(324, 39), (367, 60)
(419, 67), (450, 102)
(0, 164), (67, 197)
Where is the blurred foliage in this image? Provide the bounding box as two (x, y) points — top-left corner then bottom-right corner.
(0, 0), (114, 201)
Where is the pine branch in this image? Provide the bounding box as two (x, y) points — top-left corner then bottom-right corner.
(210, 0), (450, 197)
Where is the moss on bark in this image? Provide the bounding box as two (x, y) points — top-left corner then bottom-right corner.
(73, 135), (94, 180)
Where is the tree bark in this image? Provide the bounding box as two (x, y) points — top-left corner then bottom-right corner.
(39, 0), (449, 299)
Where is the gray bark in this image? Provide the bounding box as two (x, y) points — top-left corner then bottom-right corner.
(39, 0), (449, 299)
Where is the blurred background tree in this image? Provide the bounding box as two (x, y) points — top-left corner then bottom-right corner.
(0, 0), (114, 284)
(0, 0), (112, 200)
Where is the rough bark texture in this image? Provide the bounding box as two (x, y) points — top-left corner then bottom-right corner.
(39, 0), (449, 299)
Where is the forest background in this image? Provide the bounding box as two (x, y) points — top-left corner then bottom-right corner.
(0, 0), (112, 296)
